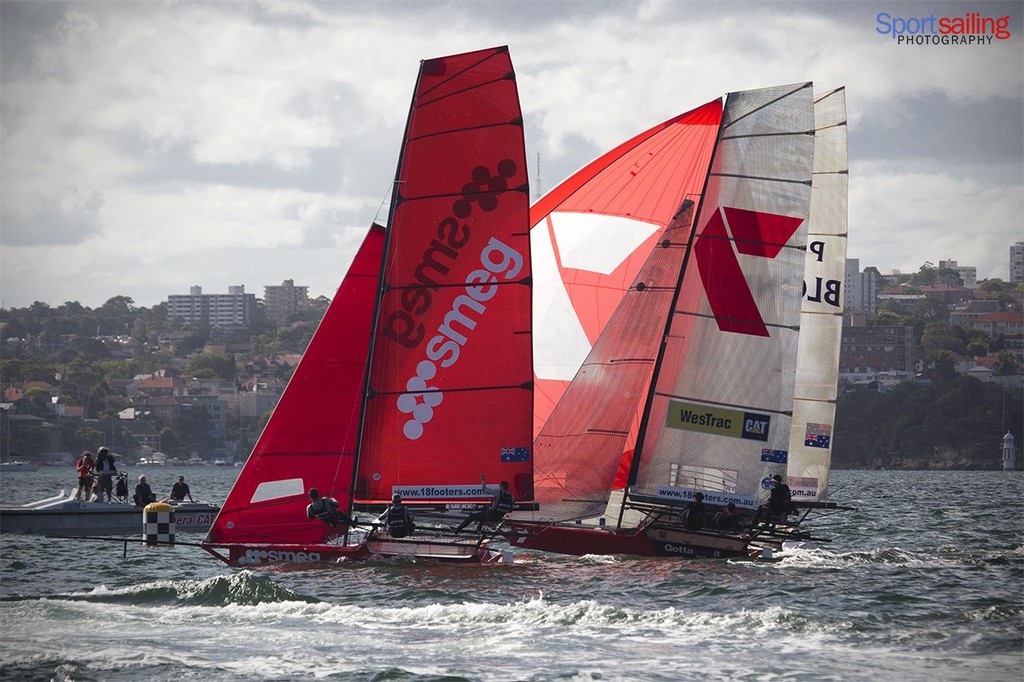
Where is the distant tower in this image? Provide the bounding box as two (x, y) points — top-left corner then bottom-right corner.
(1002, 431), (1017, 471)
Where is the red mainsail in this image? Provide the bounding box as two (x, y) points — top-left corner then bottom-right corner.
(355, 46), (533, 504)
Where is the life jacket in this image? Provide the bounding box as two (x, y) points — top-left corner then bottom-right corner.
(493, 489), (515, 516)
(387, 505), (412, 536)
(310, 498), (333, 520)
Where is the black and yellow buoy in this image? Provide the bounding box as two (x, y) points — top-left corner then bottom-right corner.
(143, 502), (175, 546)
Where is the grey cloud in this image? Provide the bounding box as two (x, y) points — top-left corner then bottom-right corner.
(853, 93), (1024, 167)
(1, 185), (104, 246)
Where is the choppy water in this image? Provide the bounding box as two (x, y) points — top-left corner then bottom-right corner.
(1, 466), (1022, 681)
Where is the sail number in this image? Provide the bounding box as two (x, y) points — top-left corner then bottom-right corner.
(804, 240), (842, 307)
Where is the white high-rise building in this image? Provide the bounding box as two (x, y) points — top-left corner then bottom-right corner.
(844, 259), (877, 314)
(938, 259), (977, 289)
(167, 285), (256, 328)
(1011, 242), (1024, 284)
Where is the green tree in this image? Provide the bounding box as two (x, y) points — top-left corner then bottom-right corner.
(919, 323), (966, 360)
(994, 351), (1019, 375)
(914, 297), (949, 324)
(21, 387), (53, 418)
(74, 426), (106, 454)
(185, 352), (236, 379)
(159, 426), (181, 455)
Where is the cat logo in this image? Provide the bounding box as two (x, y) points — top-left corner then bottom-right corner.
(741, 413), (771, 442)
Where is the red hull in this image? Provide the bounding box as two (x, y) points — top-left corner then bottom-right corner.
(202, 537), (502, 567)
(505, 522), (657, 556)
(505, 522), (758, 559)
(202, 542), (371, 567)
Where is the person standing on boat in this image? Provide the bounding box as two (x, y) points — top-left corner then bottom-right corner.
(455, 479), (515, 534)
(134, 475), (156, 507)
(768, 474), (793, 523)
(683, 492), (707, 530)
(164, 476), (194, 503)
(94, 447), (117, 503)
(74, 451), (95, 500)
(306, 488), (353, 528)
(379, 494), (415, 538)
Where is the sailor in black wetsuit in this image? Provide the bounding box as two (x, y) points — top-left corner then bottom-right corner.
(455, 480), (515, 533)
(306, 488), (353, 528)
(767, 474), (793, 523)
(379, 494), (415, 538)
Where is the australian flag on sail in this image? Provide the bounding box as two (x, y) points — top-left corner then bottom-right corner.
(805, 423), (832, 449)
(501, 447), (530, 462)
(760, 449), (788, 463)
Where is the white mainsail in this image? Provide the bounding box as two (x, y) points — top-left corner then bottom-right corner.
(786, 87), (848, 502)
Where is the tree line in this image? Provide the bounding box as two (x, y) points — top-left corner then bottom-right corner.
(1, 285), (1021, 468)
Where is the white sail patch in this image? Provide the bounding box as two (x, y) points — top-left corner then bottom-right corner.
(532, 211), (660, 381)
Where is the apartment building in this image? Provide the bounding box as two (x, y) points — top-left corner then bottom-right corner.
(263, 279), (310, 323)
(167, 285), (256, 328)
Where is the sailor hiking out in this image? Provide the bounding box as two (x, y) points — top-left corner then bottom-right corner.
(455, 478), (515, 534)
(306, 488), (354, 528)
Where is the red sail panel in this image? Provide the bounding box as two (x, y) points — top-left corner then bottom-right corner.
(530, 100), (722, 437)
(532, 202), (696, 521)
(357, 47), (532, 504)
(206, 223), (385, 545)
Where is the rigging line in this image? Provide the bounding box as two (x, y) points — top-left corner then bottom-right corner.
(720, 129), (815, 141)
(710, 171), (813, 186)
(814, 121), (848, 133)
(535, 428), (630, 438)
(652, 391), (794, 417)
(671, 308), (800, 332)
(813, 85), (845, 103)
(793, 397), (839, 406)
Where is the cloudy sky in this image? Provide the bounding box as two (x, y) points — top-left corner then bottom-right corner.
(2, 0), (1021, 310)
